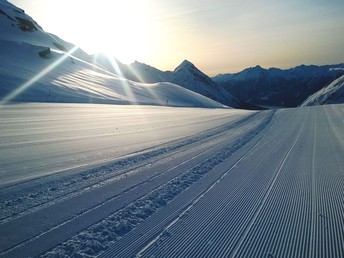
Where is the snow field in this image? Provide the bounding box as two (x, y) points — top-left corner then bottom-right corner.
(0, 104), (343, 258)
(0, 103), (243, 187)
(0, 104), (257, 257)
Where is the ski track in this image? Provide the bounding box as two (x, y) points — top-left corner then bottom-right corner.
(0, 106), (266, 258)
(1, 104), (343, 258)
(100, 105), (344, 258)
(0, 110), (255, 224)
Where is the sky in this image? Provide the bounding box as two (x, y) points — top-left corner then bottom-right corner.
(8, 0), (344, 75)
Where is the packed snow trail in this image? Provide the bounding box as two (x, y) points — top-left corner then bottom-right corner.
(100, 105), (344, 258)
(0, 103), (246, 187)
(0, 104), (343, 258)
(0, 104), (261, 257)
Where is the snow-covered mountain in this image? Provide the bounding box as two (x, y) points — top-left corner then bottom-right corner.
(171, 60), (240, 108)
(302, 75), (344, 106)
(2, 0), (343, 109)
(213, 64), (344, 108)
(97, 58), (241, 108)
(0, 0), (87, 59)
(0, 0), (224, 108)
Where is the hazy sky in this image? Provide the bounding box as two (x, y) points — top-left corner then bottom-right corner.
(8, 0), (344, 75)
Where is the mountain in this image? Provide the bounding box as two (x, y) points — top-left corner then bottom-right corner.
(0, 0), (88, 59)
(213, 64), (344, 108)
(0, 0), (224, 108)
(98, 59), (240, 108)
(3, 0), (343, 109)
(302, 75), (344, 106)
(171, 60), (240, 107)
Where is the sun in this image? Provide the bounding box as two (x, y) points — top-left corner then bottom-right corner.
(47, 0), (157, 64)
(83, 0), (159, 63)
(85, 1), (153, 62)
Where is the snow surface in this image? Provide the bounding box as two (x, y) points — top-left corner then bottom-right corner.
(0, 103), (241, 186)
(0, 104), (344, 258)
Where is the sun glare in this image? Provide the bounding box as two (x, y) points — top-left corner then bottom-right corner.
(47, 0), (158, 64)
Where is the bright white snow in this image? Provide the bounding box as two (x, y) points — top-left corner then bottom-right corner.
(0, 103), (248, 186)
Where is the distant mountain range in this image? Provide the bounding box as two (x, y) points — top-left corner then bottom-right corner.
(1, 0), (344, 109)
(95, 55), (344, 109)
(213, 64), (344, 108)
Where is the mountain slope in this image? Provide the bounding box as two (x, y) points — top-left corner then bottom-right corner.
(0, 0), (87, 59)
(302, 75), (344, 106)
(0, 0), (224, 108)
(213, 64), (344, 108)
(100, 59), (240, 108)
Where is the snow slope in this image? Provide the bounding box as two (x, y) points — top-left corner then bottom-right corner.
(302, 75), (344, 106)
(95, 58), (240, 108)
(0, 0), (87, 59)
(0, 0), (224, 108)
(0, 103), (343, 258)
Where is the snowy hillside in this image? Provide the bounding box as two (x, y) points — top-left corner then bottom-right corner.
(213, 64), (344, 108)
(95, 58), (240, 108)
(0, 0), (87, 59)
(0, 0), (224, 108)
(0, 40), (223, 107)
(302, 75), (344, 106)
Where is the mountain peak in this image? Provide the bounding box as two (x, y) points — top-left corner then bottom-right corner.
(254, 65), (263, 70)
(174, 59), (196, 72)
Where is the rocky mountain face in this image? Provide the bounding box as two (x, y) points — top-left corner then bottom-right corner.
(213, 64), (344, 108)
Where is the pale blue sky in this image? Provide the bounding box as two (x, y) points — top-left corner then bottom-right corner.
(8, 0), (344, 75)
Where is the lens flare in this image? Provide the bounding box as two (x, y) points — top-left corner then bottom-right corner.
(0, 46), (80, 106)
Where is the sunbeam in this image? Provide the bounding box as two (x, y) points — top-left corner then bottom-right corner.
(0, 46), (80, 106)
(91, 54), (139, 105)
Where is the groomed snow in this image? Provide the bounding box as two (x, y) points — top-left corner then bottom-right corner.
(1, 104), (343, 258)
(0, 103), (248, 187)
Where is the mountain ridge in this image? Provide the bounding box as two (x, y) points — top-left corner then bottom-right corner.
(2, 0), (344, 109)
(213, 64), (344, 108)
(94, 58), (241, 108)
(0, 0), (224, 108)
